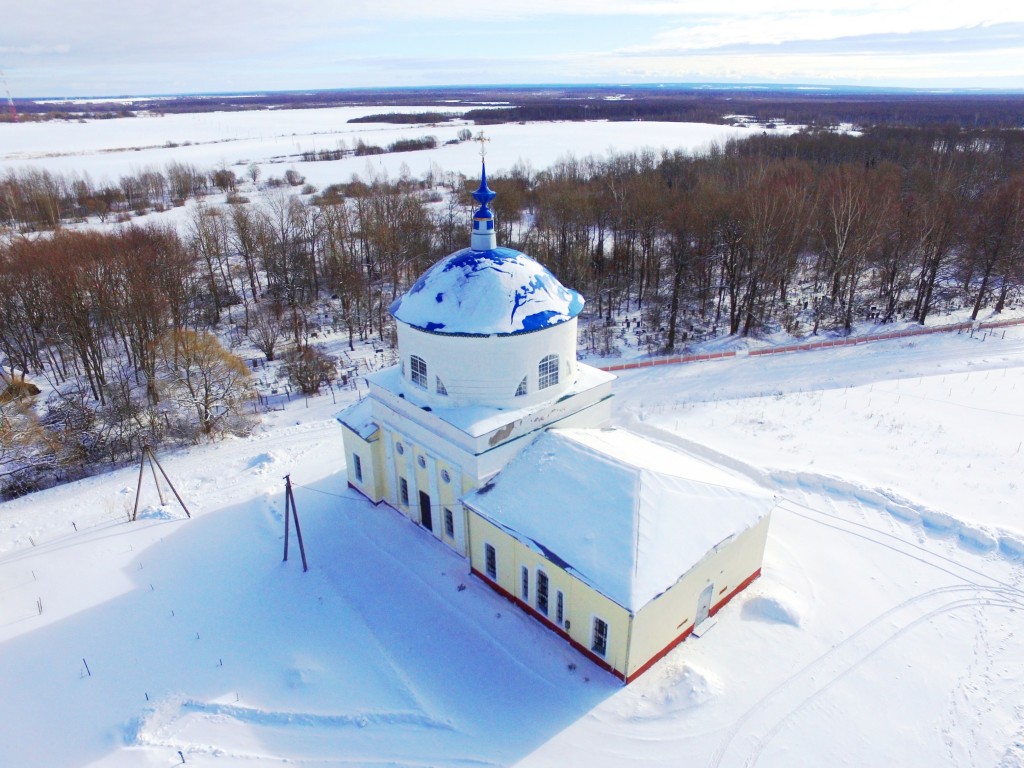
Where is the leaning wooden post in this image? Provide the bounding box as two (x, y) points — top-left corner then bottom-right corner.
(282, 475), (308, 572)
(147, 446), (167, 506)
(148, 448), (192, 518)
(132, 444), (147, 522)
(283, 474), (292, 563)
(290, 479), (309, 573)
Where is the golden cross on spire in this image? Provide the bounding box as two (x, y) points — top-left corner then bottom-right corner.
(474, 131), (490, 160)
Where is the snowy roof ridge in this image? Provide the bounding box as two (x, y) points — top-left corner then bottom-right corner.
(464, 428), (774, 610)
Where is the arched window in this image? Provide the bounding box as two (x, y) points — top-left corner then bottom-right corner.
(538, 354), (559, 390)
(515, 376), (528, 397)
(536, 570), (549, 615)
(410, 355), (427, 388)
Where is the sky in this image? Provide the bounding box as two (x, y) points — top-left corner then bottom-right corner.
(2, 1), (1024, 97)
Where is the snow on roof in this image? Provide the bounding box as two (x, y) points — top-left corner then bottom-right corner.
(335, 397), (379, 440)
(366, 363), (614, 438)
(389, 247), (584, 336)
(464, 428), (774, 611)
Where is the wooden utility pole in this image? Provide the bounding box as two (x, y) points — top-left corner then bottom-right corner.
(132, 443), (192, 522)
(282, 474), (308, 572)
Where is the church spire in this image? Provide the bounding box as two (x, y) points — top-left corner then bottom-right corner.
(471, 133), (497, 250)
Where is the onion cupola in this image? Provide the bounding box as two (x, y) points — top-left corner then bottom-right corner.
(388, 159), (585, 410)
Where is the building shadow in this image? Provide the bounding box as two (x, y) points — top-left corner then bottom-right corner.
(0, 477), (617, 766)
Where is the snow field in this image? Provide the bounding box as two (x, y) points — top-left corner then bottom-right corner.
(0, 105), (758, 190)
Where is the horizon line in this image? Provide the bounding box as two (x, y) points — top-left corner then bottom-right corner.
(16, 81), (1024, 103)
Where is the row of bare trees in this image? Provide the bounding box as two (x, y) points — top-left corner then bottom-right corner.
(0, 225), (257, 495)
(0, 162), (221, 229)
(493, 130), (1023, 347)
(2, 125), (1023, 494)
(0, 174), (446, 494)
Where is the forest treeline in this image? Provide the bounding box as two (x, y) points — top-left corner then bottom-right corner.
(463, 93), (1024, 130)
(2, 124), (1024, 495)
(12, 86), (1024, 130)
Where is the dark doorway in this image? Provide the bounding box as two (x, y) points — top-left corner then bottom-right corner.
(419, 490), (433, 531)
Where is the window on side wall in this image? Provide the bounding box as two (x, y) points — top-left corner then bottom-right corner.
(592, 617), (609, 656)
(399, 477), (409, 506)
(410, 355), (428, 388)
(353, 454), (363, 483)
(436, 376), (448, 396)
(555, 590), (564, 626)
(515, 376), (528, 397)
(536, 571), (549, 616)
(538, 354), (559, 389)
(484, 544), (497, 580)
(520, 566), (529, 602)
(443, 507), (454, 538)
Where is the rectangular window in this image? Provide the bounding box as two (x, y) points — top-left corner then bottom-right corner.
(353, 454), (363, 483)
(536, 571), (549, 615)
(410, 355), (428, 388)
(592, 617), (609, 657)
(399, 477), (409, 506)
(556, 590), (564, 626)
(443, 507), (454, 538)
(520, 566), (529, 602)
(484, 544), (497, 580)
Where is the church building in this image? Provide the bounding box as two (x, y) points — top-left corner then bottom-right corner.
(338, 161), (774, 683)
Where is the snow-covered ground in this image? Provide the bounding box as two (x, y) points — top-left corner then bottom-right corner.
(0, 105), (761, 188)
(2, 326), (1022, 767)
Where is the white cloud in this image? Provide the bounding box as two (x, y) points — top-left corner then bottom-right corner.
(3, 1), (1024, 95)
(638, 3), (1024, 52)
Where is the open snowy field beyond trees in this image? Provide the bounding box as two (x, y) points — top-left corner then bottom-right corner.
(2, 327), (1023, 767)
(0, 105), (757, 189)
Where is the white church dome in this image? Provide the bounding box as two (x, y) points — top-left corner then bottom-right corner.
(389, 247), (584, 336)
(387, 158), (584, 410)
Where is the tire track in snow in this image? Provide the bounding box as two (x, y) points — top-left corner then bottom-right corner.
(625, 421), (1024, 767)
(706, 496), (1024, 768)
(778, 497), (1023, 591)
(706, 584), (1024, 768)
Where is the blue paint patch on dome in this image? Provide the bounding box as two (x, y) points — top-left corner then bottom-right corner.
(390, 247), (584, 336)
(521, 310), (561, 332)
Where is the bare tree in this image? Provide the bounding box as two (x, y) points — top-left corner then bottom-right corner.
(285, 344), (336, 395)
(156, 330), (255, 440)
(247, 307), (285, 362)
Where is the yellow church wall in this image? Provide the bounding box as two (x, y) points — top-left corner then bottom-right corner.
(625, 514), (772, 680)
(340, 423), (384, 503)
(360, 423), (478, 555)
(466, 511), (632, 680)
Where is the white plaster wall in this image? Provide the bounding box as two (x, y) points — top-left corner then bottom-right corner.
(395, 320), (579, 409)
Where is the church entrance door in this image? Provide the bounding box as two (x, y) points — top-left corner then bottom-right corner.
(419, 490), (433, 531)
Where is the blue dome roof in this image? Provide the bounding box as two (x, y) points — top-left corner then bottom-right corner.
(389, 247), (585, 336)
